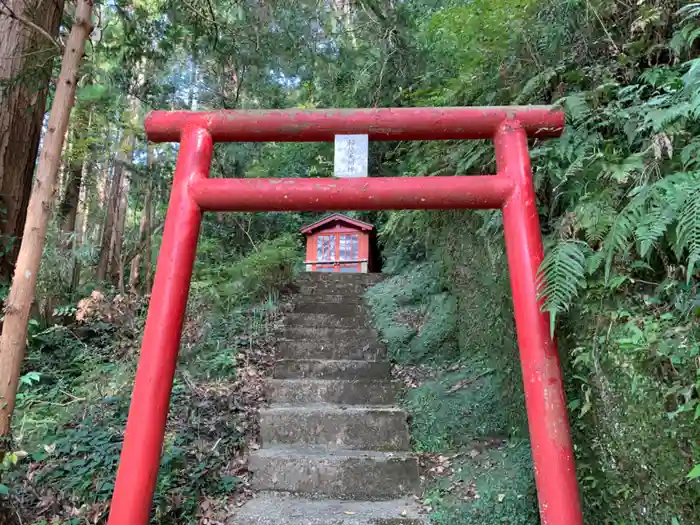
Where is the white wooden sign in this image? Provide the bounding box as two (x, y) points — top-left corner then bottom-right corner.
(334, 134), (368, 178)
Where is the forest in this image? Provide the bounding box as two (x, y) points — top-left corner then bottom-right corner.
(0, 0), (698, 523)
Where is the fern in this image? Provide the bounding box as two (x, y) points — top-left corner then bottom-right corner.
(634, 172), (698, 258)
(515, 66), (563, 104)
(645, 103), (692, 132)
(675, 183), (700, 281)
(634, 203), (676, 258)
(575, 198), (616, 244)
(602, 193), (647, 282)
(677, 3), (700, 22)
(537, 240), (589, 335)
(605, 153), (645, 183)
(560, 94), (592, 123)
(682, 58), (700, 89)
(680, 141), (700, 169)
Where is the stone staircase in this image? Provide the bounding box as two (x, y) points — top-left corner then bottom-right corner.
(231, 273), (425, 524)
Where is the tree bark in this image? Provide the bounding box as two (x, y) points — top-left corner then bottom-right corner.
(59, 111), (92, 239)
(0, 0), (93, 447)
(69, 175), (89, 293)
(0, 0), (66, 282)
(129, 146), (153, 293)
(59, 161), (83, 235)
(96, 144), (124, 282)
(97, 85), (140, 285)
(110, 167), (130, 282)
(144, 186), (154, 293)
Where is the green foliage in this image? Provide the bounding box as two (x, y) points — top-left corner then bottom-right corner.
(5, 315), (251, 523)
(364, 1), (700, 523)
(192, 234), (302, 312)
(6, 230), (294, 522)
(14, 0), (700, 522)
(537, 240), (589, 333)
(563, 285), (700, 522)
(366, 209), (529, 519)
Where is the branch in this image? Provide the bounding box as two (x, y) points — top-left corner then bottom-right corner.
(0, 46), (56, 60)
(205, 0), (219, 48)
(587, 0), (619, 55)
(232, 213), (258, 252)
(0, 2), (62, 52)
(123, 222), (164, 266)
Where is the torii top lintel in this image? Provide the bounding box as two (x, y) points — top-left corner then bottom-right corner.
(144, 106), (564, 143)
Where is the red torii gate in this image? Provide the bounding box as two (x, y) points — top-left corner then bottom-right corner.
(106, 107), (583, 525)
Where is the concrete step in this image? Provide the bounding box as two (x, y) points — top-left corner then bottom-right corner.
(278, 328), (384, 360)
(284, 313), (368, 329)
(296, 272), (383, 285)
(260, 405), (411, 451)
(294, 276), (379, 296)
(249, 446), (420, 500)
(267, 379), (401, 405)
(297, 284), (372, 296)
(229, 493), (426, 524)
(293, 293), (364, 305)
(293, 301), (366, 316)
(277, 340), (386, 361)
(273, 360), (392, 380)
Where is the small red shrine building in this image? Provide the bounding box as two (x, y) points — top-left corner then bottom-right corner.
(301, 214), (375, 273)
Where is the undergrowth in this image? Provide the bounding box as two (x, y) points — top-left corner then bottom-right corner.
(366, 210), (534, 524)
(0, 234), (300, 524)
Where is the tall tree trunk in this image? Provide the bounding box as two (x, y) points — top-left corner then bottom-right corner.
(129, 145), (153, 293)
(70, 176), (89, 293)
(145, 182), (154, 293)
(59, 162), (83, 235)
(96, 145), (124, 282)
(59, 111), (92, 238)
(0, 0), (66, 281)
(110, 169), (130, 282)
(97, 85), (140, 285)
(0, 0), (93, 449)
(188, 38), (198, 111)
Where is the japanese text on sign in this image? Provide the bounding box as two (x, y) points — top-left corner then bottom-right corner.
(334, 134), (368, 178)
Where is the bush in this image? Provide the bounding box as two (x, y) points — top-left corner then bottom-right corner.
(562, 285), (700, 523)
(4, 234), (296, 523)
(191, 233), (302, 312)
(367, 210), (534, 521)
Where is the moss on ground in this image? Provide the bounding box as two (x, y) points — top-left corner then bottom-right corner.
(366, 210), (536, 523)
(426, 441), (538, 525)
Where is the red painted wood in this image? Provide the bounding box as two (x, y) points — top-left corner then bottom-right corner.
(108, 127), (213, 525)
(300, 213), (373, 234)
(145, 106), (564, 142)
(304, 216), (370, 272)
(495, 121), (582, 525)
(189, 176), (513, 211)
